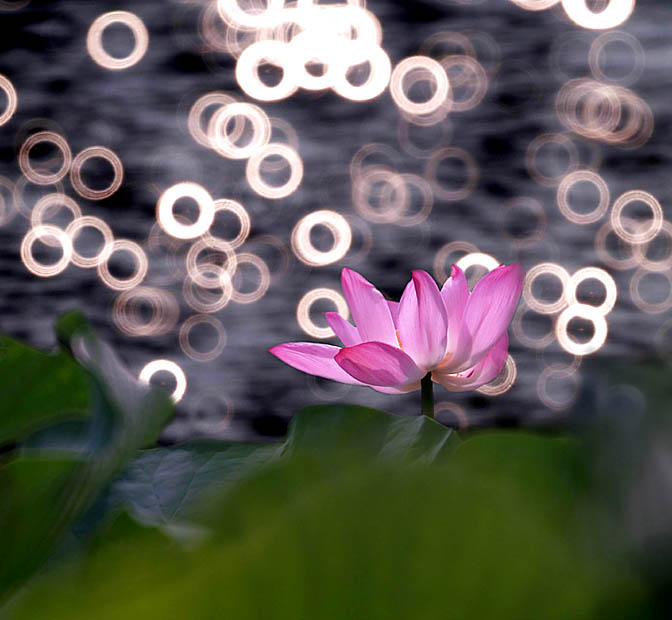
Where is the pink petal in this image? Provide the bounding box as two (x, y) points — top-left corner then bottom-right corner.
(432, 333), (509, 392)
(341, 269), (398, 347)
(451, 263), (523, 371)
(397, 270), (448, 371)
(372, 381), (422, 395)
(387, 300), (400, 328)
(325, 312), (362, 347)
(440, 264), (469, 353)
(269, 343), (364, 385)
(335, 341), (425, 387)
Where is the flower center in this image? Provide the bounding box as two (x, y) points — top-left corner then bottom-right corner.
(396, 330), (404, 349)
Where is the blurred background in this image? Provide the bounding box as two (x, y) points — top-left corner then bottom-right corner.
(0, 0), (669, 442)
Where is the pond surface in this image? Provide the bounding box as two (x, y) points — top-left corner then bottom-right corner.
(0, 0), (670, 441)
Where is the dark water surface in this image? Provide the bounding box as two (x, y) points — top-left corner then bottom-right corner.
(0, 0), (671, 441)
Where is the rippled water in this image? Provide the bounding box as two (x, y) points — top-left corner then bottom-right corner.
(0, 0), (671, 441)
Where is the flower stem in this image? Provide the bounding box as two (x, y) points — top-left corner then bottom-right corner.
(421, 373), (434, 419)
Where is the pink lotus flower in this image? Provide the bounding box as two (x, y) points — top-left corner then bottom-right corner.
(270, 264), (524, 400)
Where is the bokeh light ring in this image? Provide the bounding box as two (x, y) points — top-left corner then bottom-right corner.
(138, 359), (187, 403)
(594, 218), (640, 271)
(477, 354), (517, 396)
(566, 266), (617, 316)
(630, 268), (672, 314)
(182, 268), (233, 314)
(217, 0), (285, 29)
(332, 40), (391, 102)
(204, 199), (251, 249)
(610, 190), (663, 245)
(246, 143), (303, 199)
(31, 193), (81, 233)
(556, 169), (609, 225)
(297, 287), (349, 339)
(456, 252), (499, 287)
(561, 0), (636, 31)
(157, 182), (216, 240)
(433, 240), (479, 284)
(508, 0), (560, 10)
(352, 166), (408, 224)
(236, 40), (298, 101)
(0, 74), (17, 126)
(86, 11), (149, 71)
(434, 401), (469, 429)
(389, 56), (450, 117)
(19, 131), (72, 185)
(555, 303), (608, 356)
(70, 146), (123, 201)
(12, 176), (65, 220)
(179, 314), (227, 362)
(113, 286), (179, 337)
(208, 102), (271, 159)
(632, 220), (672, 273)
(291, 209), (352, 267)
(65, 215), (114, 268)
(186, 236), (238, 289)
(20, 224), (72, 277)
(589, 31), (644, 86)
(523, 262), (570, 315)
(555, 78), (621, 140)
(394, 173), (434, 227)
(350, 143), (399, 182)
(229, 252), (270, 304)
(188, 92), (240, 148)
(537, 365), (581, 410)
(97, 239), (148, 291)
(438, 55), (487, 113)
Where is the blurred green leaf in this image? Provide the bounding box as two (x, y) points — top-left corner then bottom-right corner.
(284, 403), (459, 464)
(0, 335), (88, 446)
(54, 310), (94, 353)
(0, 312), (173, 601)
(103, 404), (458, 528)
(5, 433), (648, 620)
(105, 441), (281, 526)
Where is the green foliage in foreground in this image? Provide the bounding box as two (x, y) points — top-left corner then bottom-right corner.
(0, 333), (88, 445)
(0, 312), (173, 599)
(6, 435), (646, 620)
(0, 313), (666, 618)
